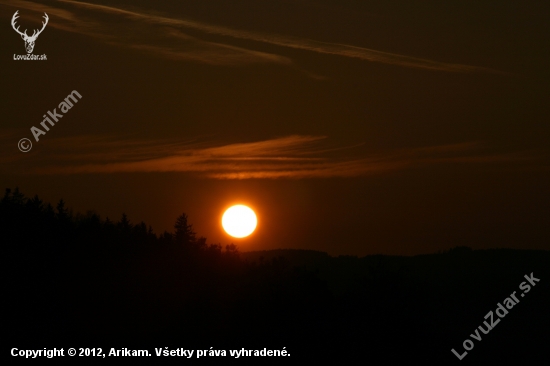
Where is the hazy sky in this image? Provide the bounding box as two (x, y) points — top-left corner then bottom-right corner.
(1, 0), (549, 255)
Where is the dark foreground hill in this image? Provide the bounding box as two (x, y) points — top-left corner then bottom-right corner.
(3, 188), (549, 364)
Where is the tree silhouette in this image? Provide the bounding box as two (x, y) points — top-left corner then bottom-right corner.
(2, 187), (548, 364)
(118, 213), (131, 231)
(174, 213), (196, 247)
(56, 199), (68, 220)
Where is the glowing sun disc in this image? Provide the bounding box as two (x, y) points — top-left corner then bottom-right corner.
(222, 205), (257, 238)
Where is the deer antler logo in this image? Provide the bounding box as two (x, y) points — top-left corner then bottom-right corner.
(11, 11), (49, 54)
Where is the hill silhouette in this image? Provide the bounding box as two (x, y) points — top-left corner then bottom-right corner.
(3, 188), (549, 364)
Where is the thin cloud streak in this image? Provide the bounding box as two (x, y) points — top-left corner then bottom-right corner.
(0, 0), (292, 65)
(2, 0), (76, 21)
(1, 134), (537, 178)
(60, 0), (492, 72)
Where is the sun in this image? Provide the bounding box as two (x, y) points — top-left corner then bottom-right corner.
(222, 205), (257, 238)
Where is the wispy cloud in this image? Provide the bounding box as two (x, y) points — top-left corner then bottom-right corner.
(60, 0), (494, 72)
(0, 0), (495, 72)
(1, 0), (291, 65)
(0, 134), (538, 179)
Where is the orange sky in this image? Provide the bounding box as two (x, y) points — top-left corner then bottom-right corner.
(1, 0), (549, 255)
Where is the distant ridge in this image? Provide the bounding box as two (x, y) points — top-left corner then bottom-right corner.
(242, 248), (331, 266)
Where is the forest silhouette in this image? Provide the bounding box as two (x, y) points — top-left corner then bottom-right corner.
(3, 188), (549, 363)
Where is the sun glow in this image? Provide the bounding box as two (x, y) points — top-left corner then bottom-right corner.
(222, 205), (257, 238)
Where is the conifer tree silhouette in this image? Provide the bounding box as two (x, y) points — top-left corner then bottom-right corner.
(56, 199), (68, 219)
(174, 213), (196, 247)
(118, 213), (131, 232)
